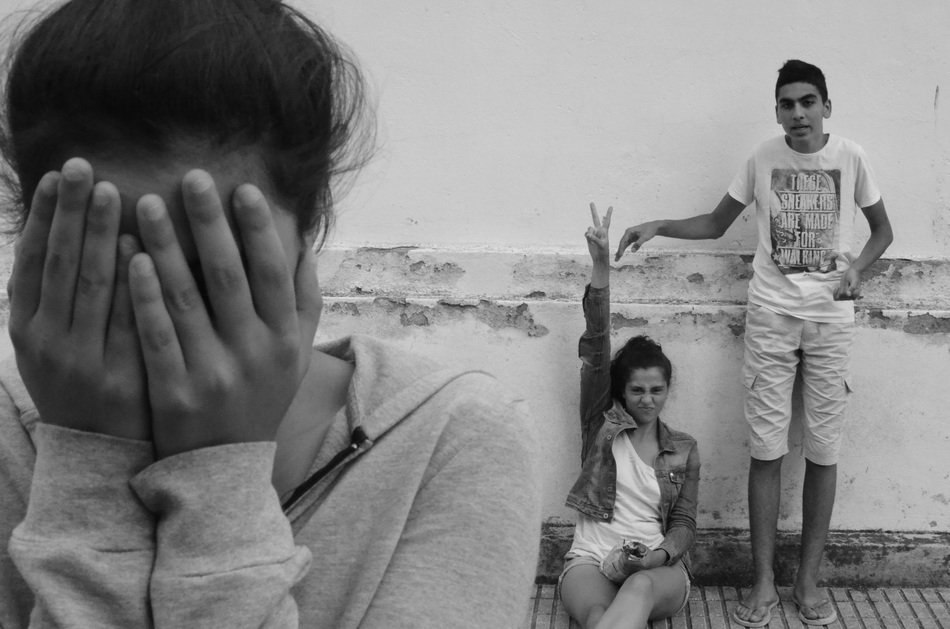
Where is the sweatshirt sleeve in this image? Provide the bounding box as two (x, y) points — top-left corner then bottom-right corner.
(7, 423), (156, 628)
(130, 442), (312, 629)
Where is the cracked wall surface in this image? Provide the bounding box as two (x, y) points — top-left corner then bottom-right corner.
(308, 247), (950, 534)
(0, 243), (947, 537)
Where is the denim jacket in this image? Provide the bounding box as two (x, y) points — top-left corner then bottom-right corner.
(565, 284), (700, 570)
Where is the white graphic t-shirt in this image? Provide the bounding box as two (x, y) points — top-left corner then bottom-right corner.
(728, 135), (881, 322)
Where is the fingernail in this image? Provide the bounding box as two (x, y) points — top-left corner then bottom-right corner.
(139, 196), (164, 221)
(118, 234), (141, 258)
(61, 158), (90, 182)
(185, 170), (213, 194)
(92, 183), (114, 210)
(129, 253), (154, 278)
(37, 172), (60, 195)
(235, 184), (263, 208)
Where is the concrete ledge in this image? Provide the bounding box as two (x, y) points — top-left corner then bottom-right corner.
(538, 520), (950, 587)
(315, 247), (950, 311)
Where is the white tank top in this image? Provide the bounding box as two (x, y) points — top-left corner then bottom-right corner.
(569, 431), (665, 561)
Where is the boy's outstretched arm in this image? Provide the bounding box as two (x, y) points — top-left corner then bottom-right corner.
(614, 193), (746, 260)
(834, 199), (894, 300)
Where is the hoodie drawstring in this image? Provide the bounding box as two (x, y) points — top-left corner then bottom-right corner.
(281, 427), (370, 512)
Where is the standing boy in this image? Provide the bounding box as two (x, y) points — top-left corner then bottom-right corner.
(614, 59), (893, 627)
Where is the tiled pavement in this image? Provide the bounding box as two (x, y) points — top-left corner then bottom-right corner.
(525, 584), (950, 628)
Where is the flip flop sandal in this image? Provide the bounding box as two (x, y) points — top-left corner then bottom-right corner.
(732, 599), (779, 627)
(793, 595), (838, 626)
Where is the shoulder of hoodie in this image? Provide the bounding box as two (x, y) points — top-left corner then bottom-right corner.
(317, 334), (537, 446)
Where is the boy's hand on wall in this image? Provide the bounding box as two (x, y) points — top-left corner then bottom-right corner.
(7, 158), (151, 441)
(586, 202), (612, 266)
(833, 267), (863, 300)
(614, 221), (659, 261)
(129, 171), (315, 459)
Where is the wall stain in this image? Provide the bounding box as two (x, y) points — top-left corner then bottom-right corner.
(332, 247), (465, 294)
(512, 256), (587, 284)
(610, 313), (648, 329)
(328, 302), (361, 316)
(904, 313), (950, 335)
(336, 297), (549, 337)
(687, 273), (704, 284)
(670, 310), (746, 336)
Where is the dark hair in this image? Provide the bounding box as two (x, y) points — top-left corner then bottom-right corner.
(0, 0), (373, 244)
(775, 59), (828, 103)
(609, 335), (672, 400)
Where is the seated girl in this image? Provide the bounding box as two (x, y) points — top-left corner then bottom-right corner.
(559, 204), (701, 629)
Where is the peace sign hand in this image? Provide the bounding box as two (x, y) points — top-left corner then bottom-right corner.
(585, 202), (613, 267)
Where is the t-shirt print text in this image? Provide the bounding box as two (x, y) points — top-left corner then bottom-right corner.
(769, 169), (841, 274)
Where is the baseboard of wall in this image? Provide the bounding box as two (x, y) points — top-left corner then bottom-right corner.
(538, 521), (950, 586)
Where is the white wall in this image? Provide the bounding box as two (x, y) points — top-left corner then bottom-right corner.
(303, 1), (950, 258)
(0, 0), (947, 536)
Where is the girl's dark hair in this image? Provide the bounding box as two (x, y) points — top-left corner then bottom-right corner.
(0, 0), (373, 244)
(609, 335), (672, 400)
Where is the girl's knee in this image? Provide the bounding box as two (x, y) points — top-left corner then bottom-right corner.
(619, 571), (656, 599)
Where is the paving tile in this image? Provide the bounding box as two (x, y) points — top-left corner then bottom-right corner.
(525, 585), (950, 629)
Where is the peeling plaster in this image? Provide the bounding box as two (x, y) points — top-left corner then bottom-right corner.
(512, 255), (588, 285)
(329, 298), (549, 337)
(904, 313), (950, 334)
(670, 310), (746, 337)
(610, 313), (648, 329)
(857, 308), (950, 337)
(328, 246), (465, 295)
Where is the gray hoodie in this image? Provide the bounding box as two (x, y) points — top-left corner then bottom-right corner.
(0, 334), (541, 628)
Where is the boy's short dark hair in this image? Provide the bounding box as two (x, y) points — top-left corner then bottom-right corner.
(775, 59), (828, 103)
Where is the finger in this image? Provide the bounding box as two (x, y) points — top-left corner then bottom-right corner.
(603, 206), (613, 231)
(293, 245), (322, 373)
(614, 230), (632, 261)
(136, 193), (213, 353)
(232, 183), (295, 332)
(589, 202), (601, 228)
(128, 252), (185, 378)
(71, 182), (122, 340)
(180, 170), (254, 333)
(107, 234), (142, 347)
(9, 171), (60, 329)
(39, 158), (95, 325)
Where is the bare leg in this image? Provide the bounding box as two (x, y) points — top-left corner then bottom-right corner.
(794, 460), (836, 615)
(594, 566), (688, 629)
(560, 565), (618, 629)
(735, 456), (782, 625)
